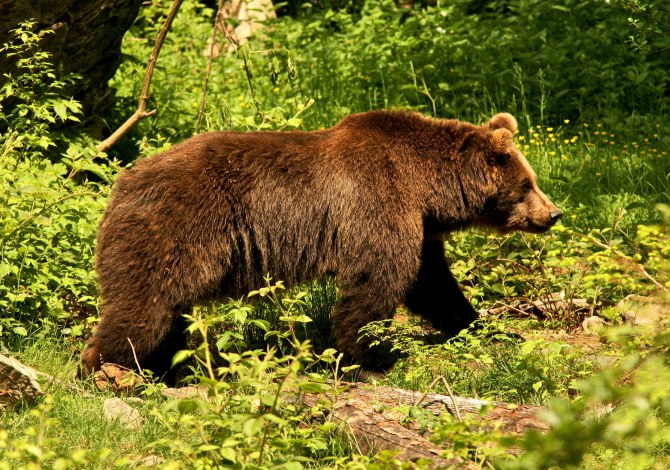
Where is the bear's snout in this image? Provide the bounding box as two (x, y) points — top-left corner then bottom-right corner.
(549, 209), (563, 224)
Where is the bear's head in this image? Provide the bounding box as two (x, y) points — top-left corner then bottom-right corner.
(465, 113), (563, 233)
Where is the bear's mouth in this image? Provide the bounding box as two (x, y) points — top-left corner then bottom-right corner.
(526, 220), (554, 233)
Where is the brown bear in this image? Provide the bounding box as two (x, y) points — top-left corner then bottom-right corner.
(81, 110), (562, 380)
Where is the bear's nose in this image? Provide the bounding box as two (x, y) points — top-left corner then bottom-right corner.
(549, 210), (563, 223)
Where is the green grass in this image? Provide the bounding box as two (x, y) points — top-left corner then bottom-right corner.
(1, 341), (169, 468)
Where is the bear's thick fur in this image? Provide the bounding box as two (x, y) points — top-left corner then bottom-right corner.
(81, 110), (562, 379)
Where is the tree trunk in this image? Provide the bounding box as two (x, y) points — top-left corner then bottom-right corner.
(0, 0), (145, 134)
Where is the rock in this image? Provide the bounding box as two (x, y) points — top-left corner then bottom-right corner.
(103, 397), (143, 430)
(134, 455), (165, 467)
(94, 363), (144, 394)
(618, 295), (666, 327)
(0, 353), (43, 408)
(582, 316), (607, 334)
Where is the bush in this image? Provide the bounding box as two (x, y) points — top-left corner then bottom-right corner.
(0, 22), (115, 345)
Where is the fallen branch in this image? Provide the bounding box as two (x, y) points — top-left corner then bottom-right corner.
(480, 297), (590, 319)
(97, 0), (184, 152)
(300, 381), (548, 467)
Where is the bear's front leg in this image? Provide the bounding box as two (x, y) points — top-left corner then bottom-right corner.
(332, 243), (422, 369)
(404, 238), (479, 336)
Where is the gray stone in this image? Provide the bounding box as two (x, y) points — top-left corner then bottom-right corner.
(103, 397), (143, 430)
(0, 353), (43, 409)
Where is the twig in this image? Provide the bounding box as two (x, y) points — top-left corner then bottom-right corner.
(97, 0), (184, 152)
(414, 375), (463, 421)
(221, 22), (264, 121)
(195, 0), (226, 133)
(127, 338), (143, 376)
(579, 233), (668, 292)
(440, 376), (463, 421)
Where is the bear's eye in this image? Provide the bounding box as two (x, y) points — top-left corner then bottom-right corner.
(490, 153), (508, 166)
(521, 181), (533, 192)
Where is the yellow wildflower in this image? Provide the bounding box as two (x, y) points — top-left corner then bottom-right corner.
(564, 119), (570, 124)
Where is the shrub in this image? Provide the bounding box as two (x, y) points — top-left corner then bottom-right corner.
(0, 22), (115, 345)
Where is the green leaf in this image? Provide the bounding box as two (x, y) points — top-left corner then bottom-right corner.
(53, 102), (68, 121)
(220, 447), (237, 462)
(12, 326), (28, 336)
(299, 382), (332, 393)
(242, 416), (264, 436)
(171, 349), (194, 367)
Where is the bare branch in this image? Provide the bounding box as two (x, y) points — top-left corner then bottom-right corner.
(195, 0), (226, 133)
(97, 0), (184, 152)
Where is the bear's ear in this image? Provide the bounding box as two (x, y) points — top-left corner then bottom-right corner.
(491, 127), (514, 149)
(488, 113), (518, 133)
(486, 128), (514, 166)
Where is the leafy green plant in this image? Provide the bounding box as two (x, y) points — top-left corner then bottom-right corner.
(0, 395), (112, 469)
(0, 21), (83, 159)
(363, 317), (594, 405)
(152, 280), (360, 468)
(264, 0), (670, 128)
(108, 0), (311, 162)
(0, 22), (116, 345)
(498, 293), (670, 469)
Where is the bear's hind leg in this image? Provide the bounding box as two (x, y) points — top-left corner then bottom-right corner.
(81, 302), (191, 383)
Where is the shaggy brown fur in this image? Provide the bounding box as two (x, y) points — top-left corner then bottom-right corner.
(81, 110), (561, 380)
